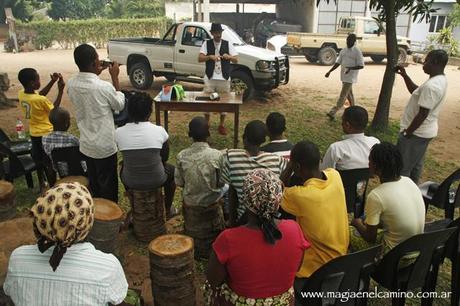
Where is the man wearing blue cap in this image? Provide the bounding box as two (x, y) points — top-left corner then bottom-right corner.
(199, 23), (238, 135)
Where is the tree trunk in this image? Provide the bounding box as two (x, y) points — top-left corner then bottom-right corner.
(371, 0), (398, 131)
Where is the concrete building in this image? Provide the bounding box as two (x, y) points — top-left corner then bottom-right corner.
(409, 0), (460, 42)
(169, 0), (459, 43)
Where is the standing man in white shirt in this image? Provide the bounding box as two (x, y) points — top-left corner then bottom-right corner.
(321, 106), (380, 170)
(198, 23), (238, 135)
(67, 44), (125, 202)
(395, 49), (448, 184)
(325, 34), (364, 120)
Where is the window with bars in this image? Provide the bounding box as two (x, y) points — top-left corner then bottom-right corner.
(429, 15), (449, 33)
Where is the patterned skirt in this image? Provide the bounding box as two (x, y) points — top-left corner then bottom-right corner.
(203, 281), (294, 306)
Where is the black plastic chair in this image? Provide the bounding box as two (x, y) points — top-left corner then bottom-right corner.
(419, 168), (460, 220)
(372, 227), (456, 306)
(338, 168), (370, 217)
(0, 142), (39, 188)
(296, 245), (381, 306)
(425, 217), (460, 306)
(0, 128), (32, 156)
(51, 146), (87, 178)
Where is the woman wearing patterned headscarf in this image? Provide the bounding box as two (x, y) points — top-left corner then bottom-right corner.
(205, 169), (310, 306)
(4, 182), (128, 306)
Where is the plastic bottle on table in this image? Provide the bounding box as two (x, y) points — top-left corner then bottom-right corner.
(16, 118), (26, 140)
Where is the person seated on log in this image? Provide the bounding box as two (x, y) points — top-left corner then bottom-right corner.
(175, 117), (228, 232)
(279, 141), (349, 297)
(18, 68), (65, 189)
(261, 112), (293, 160)
(42, 107), (80, 162)
(205, 169), (310, 306)
(321, 106), (380, 171)
(220, 120), (287, 226)
(3, 182), (129, 306)
(115, 92), (176, 218)
(350, 142), (425, 256)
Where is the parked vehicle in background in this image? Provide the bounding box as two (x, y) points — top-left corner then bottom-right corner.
(286, 16), (412, 65)
(107, 22), (289, 100)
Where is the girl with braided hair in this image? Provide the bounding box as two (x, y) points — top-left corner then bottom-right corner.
(205, 169), (310, 306)
(351, 142), (425, 254)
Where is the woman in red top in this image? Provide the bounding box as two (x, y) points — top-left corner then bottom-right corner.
(206, 169), (310, 306)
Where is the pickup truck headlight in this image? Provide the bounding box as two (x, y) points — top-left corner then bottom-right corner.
(256, 60), (273, 71)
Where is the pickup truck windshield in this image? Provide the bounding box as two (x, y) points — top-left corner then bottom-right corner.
(222, 25), (245, 46)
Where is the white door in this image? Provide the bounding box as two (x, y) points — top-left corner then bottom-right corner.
(360, 20), (386, 54)
(175, 25), (210, 77)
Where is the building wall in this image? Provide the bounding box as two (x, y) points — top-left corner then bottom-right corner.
(276, 0), (317, 32)
(165, 1), (275, 22)
(317, 0), (411, 36)
(409, 3), (460, 43)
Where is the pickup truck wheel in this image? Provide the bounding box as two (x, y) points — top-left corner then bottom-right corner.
(129, 62), (153, 90)
(398, 47), (408, 64)
(318, 47), (337, 66)
(231, 70), (254, 101)
(370, 55), (385, 63)
(305, 54), (318, 63)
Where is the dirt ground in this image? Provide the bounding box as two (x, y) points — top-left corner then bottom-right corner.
(1, 48), (459, 304)
(1, 48), (459, 164)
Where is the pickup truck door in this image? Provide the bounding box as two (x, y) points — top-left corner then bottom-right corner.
(150, 25), (177, 73)
(175, 25), (209, 76)
(360, 20), (386, 54)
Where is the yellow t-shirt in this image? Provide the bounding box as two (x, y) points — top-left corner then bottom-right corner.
(18, 90), (53, 137)
(281, 168), (349, 278)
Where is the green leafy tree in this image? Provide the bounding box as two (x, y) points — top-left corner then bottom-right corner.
(48, 0), (108, 20)
(449, 3), (460, 28)
(312, 0), (436, 130)
(125, 0), (164, 18)
(1, 0), (33, 23)
(106, 0), (127, 18)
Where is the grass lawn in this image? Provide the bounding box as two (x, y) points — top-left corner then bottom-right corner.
(7, 94), (460, 305)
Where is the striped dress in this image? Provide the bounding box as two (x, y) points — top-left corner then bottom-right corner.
(220, 149), (287, 218)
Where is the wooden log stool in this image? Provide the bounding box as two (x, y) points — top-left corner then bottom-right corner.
(149, 234), (196, 306)
(126, 189), (166, 242)
(183, 201), (225, 259)
(55, 176), (89, 189)
(0, 181), (15, 222)
(87, 198), (123, 254)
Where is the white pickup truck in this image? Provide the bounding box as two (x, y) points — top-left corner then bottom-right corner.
(107, 22), (289, 100)
(285, 16), (412, 65)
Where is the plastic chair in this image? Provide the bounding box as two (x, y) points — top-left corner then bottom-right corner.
(51, 146), (87, 178)
(425, 217), (460, 306)
(372, 227), (456, 306)
(0, 128), (32, 156)
(419, 168), (460, 220)
(0, 142), (39, 188)
(338, 168), (370, 217)
(295, 245), (381, 306)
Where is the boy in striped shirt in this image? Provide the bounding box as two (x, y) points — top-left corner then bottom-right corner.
(220, 120), (287, 225)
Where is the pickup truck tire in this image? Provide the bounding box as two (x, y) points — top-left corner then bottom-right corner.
(370, 55), (385, 63)
(318, 47), (337, 66)
(129, 62), (153, 90)
(231, 70), (254, 101)
(305, 54), (318, 63)
(398, 47), (408, 64)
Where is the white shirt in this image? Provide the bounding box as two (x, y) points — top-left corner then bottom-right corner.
(336, 46), (364, 84)
(400, 75), (447, 138)
(200, 39), (238, 80)
(116, 122), (168, 151)
(321, 133), (380, 170)
(4, 242), (128, 306)
(365, 176), (425, 250)
(67, 72), (125, 159)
